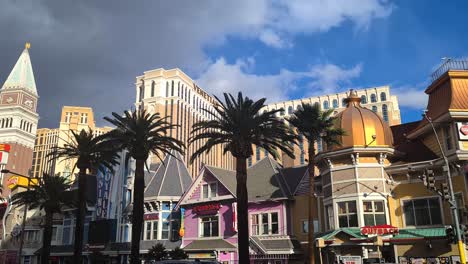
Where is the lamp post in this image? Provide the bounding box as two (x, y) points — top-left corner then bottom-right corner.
(1, 169), (34, 264)
(423, 113), (467, 263)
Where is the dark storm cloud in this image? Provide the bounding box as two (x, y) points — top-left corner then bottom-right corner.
(0, 0), (256, 127)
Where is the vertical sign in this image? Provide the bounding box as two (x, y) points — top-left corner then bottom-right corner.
(96, 167), (112, 219)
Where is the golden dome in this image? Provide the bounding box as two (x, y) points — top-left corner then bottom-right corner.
(331, 90), (393, 149)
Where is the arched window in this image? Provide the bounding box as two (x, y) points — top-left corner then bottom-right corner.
(380, 92), (387, 101)
(288, 106), (293, 114)
(166, 82), (169, 97)
(297, 105), (303, 111)
(332, 99), (338, 108)
(314, 102), (320, 109)
(323, 101), (329, 109)
(342, 98), (347, 107)
(360, 95), (367, 104)
(1, 119), (3, 128)
(382, 105), (388, 122)
(256, 147), (261, 161)
(372, 106), (378, 112)
(370, 94), (377, 103)
(178, 82), (180, 96)
(139, 85), (144, 102)
(151, 81), (155, 97)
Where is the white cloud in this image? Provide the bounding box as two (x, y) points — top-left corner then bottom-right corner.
(306, 63), (362, 94)
(392, 86), (428, 110)
(197, 58), (362, 103)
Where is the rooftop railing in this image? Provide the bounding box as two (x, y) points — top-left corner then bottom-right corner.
(431, 59), (468, 82)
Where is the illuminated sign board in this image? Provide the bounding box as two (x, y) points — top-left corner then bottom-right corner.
(457, 122), (468, 141)
(361, 224), (399, 236)
(193, 203), (221, 215)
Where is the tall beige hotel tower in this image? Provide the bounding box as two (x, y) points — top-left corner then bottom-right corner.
(136, 68), (401, 175)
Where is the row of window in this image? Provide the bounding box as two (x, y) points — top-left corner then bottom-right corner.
(325, 197), (452, 230)
(270, 92), (388, 115)
(20, 119), (33, 133)
(371, 105), (389, 122)
(64, 112), (88, 124)
(0, 117), (13, 128)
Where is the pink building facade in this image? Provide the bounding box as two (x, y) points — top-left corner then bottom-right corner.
(178, 158), (303, 264)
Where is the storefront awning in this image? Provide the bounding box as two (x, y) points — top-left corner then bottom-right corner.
(183, 239), (236, 251)
(250, 236), (302, 255)
(316, 227), (447, 243)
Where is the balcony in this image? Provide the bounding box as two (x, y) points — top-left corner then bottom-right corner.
(431, 59), (468, 82)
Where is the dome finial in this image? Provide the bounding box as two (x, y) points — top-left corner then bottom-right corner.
(25, 42), (31, 50)
(344, 89), (361, 106)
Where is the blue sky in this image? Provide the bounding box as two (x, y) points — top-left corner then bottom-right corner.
(1, 0), (467, 127)
(195, 0), (468, 124)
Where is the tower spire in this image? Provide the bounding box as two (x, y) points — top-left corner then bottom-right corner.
(1, 43), (37, 95)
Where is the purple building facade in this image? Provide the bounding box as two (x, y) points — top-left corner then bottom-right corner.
(178, 157), (303, 264)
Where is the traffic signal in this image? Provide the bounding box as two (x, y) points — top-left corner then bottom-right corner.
(426, 169), (436, 191)
(441, 183), (450, 201)
(446, 225), (456, 244)
(418, 174), (427, 186)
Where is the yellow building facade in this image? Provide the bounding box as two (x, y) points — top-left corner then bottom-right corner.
(32, 106), (112, 180)
(294, 66), (468, 264)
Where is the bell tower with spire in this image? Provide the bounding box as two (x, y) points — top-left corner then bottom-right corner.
(0, 43), (39, 188)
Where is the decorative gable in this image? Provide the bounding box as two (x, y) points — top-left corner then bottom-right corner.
(189, 170), (231, 201)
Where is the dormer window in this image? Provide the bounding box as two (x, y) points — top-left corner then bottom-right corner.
(202, 182), (217, 199)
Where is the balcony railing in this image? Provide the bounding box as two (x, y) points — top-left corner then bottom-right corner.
(431, 59), (468, 82)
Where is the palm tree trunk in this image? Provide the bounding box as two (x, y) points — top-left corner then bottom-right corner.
(41, 209), (53, 264)
(308, 145), (316, 264)
(73, 168), (87, 264)
(235, 157), (249, 264)
(131, 159), (145, 264)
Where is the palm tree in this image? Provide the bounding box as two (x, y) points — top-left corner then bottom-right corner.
(104, 109), (184, 264)
(11, 174), (74, 264)
(288, 103), (345, 264)
(190, 92), (297, 264)
(49, 129), (120, 263)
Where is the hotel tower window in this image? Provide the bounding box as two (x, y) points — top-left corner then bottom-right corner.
(363, 201), (386, 226)
(338, 201), (358, 227)
(370, 94), (377, 103)
(380, 92), (387, 101)
(361, 95), (367, 104)
(382, 104), (388, 122)
(200, 216), (219, 237)
(403, 197), (442, 226)
(323, 100), (329, 109)
(251, 212), (279, 235)
(332, 99), (338, 108)
(372, 106), (377, 113)
(288, 106), (293, 114)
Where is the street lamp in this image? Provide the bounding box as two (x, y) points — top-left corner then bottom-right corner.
(423, 113), (467, 263)
(1, 169), (35, 264)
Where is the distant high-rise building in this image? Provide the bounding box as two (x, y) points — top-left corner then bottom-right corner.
(136, 68), (402, 173)
(135, 68), (236, 176)
(0, 43), (39, 196)
(31, 106), (112, 180)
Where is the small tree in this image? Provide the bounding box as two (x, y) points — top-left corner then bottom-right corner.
(169, 247), (188, 260)
(147, 243), (167, 261)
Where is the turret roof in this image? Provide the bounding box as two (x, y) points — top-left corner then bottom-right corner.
(1, 43), (37, 95)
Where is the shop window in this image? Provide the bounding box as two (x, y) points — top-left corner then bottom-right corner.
(455, 193), (464, 223)
(338, 201), (358, 227)
(200, 216), (219, 237)
(444, 126), (453, 150)
(251, 212), (279, 235)
(325, 205), (334, 230)
(403, 197), (442, 226)
(363, 201), (386, 226)
(202, 183), (217, 199)
(370, 94), (377, 102)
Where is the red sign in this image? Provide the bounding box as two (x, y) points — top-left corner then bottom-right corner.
(144, 213), (159, 221)
(193, 203), (221, 214)
(361, 224), (399, 236)
(460, 125), (468, 136)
